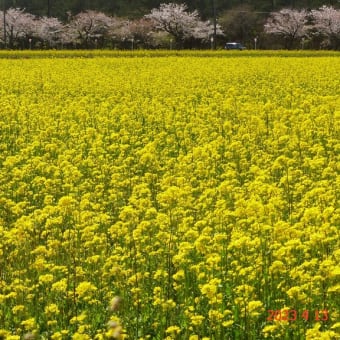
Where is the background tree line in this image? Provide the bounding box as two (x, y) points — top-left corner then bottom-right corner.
(1, 1), (339, 49)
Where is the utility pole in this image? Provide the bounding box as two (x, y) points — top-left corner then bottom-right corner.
(212, 0), (217, 49)
(3, 0), (6, 48)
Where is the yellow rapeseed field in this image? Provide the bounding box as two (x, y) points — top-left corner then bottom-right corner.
(0, 52), (339, 339)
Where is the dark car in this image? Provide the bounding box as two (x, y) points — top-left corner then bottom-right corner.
(225, 42), (246, 50)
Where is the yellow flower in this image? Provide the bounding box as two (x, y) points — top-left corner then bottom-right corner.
(287, 286), (307, 303)
(262, 324), (279, 338)
(70, 313), (87, 324)
(306, 323), (338, 340)
(165, 325), (181, 335)
(172, 269), (185, 281)
(247, 300), (264, 317)
(21, 318), (37, 331)
(38, 274), (54, 285)
(50, 332), (62, 340)
(0, 330), (10, 339)
(51, 279), (67, 293)
(189, 336), (199, 340)
(75, 281), (97, 299)
(328, 284), (340, 293)
(200, 283), (217, 299)
(161, 299), (176, 311)
(200, 278), (221, 301)
(58, 195), (77, 209)
(269, 260), (286, 275)
(329, 323), (340, 331)
(12, 305), (25, 314)
(208, 309), (223, 323)
(45, 303), (60, 315)
(190, 315), (204, 326)
(222, 320), (234, 328)
(72, 333), (90, 340)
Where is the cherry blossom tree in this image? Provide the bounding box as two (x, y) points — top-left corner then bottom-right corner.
(310, 6), (340, 49)
(34, 16), (64, 47)
(107, 17), (136, 48)
(0, 8), (36, 48)
(65, 10), (114, 48)
(124, 18), (156, 48)
(145, 3), (223, 47)
(264, 9), (308, 49)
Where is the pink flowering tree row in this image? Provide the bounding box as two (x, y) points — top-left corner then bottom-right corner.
(264, 6), (340, 49)
(0, 3), (223, 49)
(0, 4), (339, 49)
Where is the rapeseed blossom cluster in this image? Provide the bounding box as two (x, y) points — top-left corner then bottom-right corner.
(0, 52), (339, 339)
